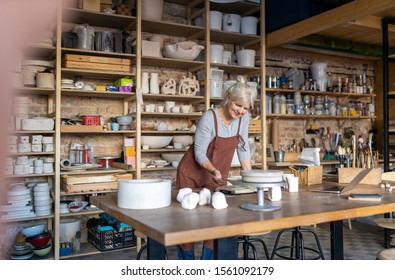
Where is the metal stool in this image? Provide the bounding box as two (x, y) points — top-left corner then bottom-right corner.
(270, 227), (325, 260)
(238, 232), (270, 260)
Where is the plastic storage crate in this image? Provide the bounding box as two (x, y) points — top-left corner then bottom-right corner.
(88, 224), (136, 251)
(81, 114), (101, 125)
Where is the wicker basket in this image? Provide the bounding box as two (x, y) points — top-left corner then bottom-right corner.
(289, 165), (323, 186)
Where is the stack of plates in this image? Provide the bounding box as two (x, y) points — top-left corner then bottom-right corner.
(241, 170), (284, 183)
(34, 183), (51, 216)
(9, 244), (34, 260)
(61, 79), (76, 89)
(0, 184), (35, 220)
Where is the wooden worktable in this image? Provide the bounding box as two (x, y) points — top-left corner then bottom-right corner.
(91, 183), (395, 259)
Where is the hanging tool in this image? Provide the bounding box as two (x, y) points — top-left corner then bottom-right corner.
(368, 132), (373, 169)
(351, 135), (356, 168)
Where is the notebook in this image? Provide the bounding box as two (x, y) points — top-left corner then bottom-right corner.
(309, 168), (373, 194)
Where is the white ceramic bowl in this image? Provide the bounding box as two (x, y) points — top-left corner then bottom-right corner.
(162, 41), (204, 61)
(141, 136), (173, 149)
(173, 135), (193, 146)
(20, 224), (46, 238)
(68, 201), (84, 213)
(161, 153), (185, 162)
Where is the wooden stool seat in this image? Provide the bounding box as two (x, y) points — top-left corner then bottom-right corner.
(134, 230), (147, 252)
(373, 218), (395, 229)
(376, 248), (395, 260)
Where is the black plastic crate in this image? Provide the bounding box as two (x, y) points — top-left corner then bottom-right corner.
(88, 224), (136, 251)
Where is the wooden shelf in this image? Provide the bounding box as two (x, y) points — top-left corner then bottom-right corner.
(62, 7), (136, 29)
(266, 88), (376, 98)
(12, 87), (55, 95)
(210, 30), (260, 46)
(140, 112), (202, 119)
(210, 63), (261, 75)
(4, 173), (55, 179)
(141, 56), (205, 71)
(142, 19), (205, 38)
(266, 114), (376, 120)
(141, 130), (194, 135)
(142, 93), (204, 102)
(61, 89), (134, 98)
(61, 47), (136, 60)
(61, 68), (134, 80)
(60, 242), (135, 260)
(60, 168), (128, 176)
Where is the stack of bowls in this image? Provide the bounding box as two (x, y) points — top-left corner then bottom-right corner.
(9, 233), (34, 260)
(34, 182), (51, 216)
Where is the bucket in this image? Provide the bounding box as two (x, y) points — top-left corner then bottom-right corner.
(60, 219), (81, 243)
(210, 44), (224, 63)
(36, 72), (55, 89)
(241, 16), (258, 35)
(210, 10), (222, 30)
(223, 13), (241, 33)
(142, 0), (163, 21)
(274, 151), (285, 162)
(310, 63), (327, 80)
(210, 79), (223, 98)
(236, 49), (256, 67)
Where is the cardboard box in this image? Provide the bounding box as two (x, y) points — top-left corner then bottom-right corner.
(142, 40), (161, 58)
(114, 77), (133, 86)
(124, 146), (135, 157)
(338, 167), (381, 185)
(82, 0), (100, 12)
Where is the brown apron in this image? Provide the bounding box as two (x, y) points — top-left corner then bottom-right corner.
(175, 109), (245, 251)
(176, 109), (244, 190)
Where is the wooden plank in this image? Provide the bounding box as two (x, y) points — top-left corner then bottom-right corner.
(267, 0), (395, 48)
(63, 61), (133, 72)
(61, 181), (118, 193)
(61, 125), (103, 132)
(61, 173), (132, 185)
(64, 54), (132, 65)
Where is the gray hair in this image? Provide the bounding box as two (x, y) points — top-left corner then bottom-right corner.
(221, 75), (257, 109)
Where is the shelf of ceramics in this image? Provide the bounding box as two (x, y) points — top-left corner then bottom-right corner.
(60, 130), (136, 134)
(209, 1), (260, 15)
(211, 63), (260, 75)
(61, 89), (134, 99)
(265, 88), (376, 98)
(142, 93), (204, 102)
(9, 130), (55, 135)
(142, 19), (205, 38)
(59, 168), (128, 176)
(60, 190), (118, 196)
(8, 152), (55, 157)
(62, 8), (136, 30)
(0, 214), (55, 223)
(62, 47), (136, 61)
(266, 114), (376, 120)
(13, 88), (56, 96)
(141, 148), (187, 153)
(210, 30), (260, 47)
(141, 131), (195, 135)
(4, 173), (55, 179)
(61, 68), (134, 80)
(141, 56), (205, 71)
(140, 112), (202, 119)
(60, 209), (103, 218)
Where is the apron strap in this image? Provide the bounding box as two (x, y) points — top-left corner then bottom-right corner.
(210, 109), (219, 148)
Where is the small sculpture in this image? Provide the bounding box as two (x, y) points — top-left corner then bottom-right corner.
(161, 78), (176, 95)
(211, 191), (228, 209)
(181, 192), (199, 210)
(178, 75), (199, 96)
(198, 188), (211, 206)
(177, 188), (192, 203)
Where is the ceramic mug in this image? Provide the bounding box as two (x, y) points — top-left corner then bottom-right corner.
(111, 123), (119, 131)
(171, 106), (180, 113)
(174, 142), (183, 149)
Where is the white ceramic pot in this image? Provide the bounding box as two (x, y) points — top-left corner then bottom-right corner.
(117, 179), (171, 209)
(142, 0), (163, 21)
(223, 14), (241, 33)
(150, 73), (160, 94)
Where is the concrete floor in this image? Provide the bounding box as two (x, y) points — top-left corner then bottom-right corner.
(69, 214), (393, 260)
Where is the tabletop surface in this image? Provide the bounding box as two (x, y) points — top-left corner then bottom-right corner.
(90, 182), (395, 246)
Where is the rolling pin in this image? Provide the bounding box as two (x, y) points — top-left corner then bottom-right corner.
(271, 119), (279, 151)
(351, 135), (356, 168)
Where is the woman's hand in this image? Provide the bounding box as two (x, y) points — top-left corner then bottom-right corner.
(212, 169), (226, 186)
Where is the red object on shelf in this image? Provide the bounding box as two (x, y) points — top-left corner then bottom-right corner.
(81, 115), (101, 125)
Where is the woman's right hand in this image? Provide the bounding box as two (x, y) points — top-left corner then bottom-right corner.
(212, 170), (226, 186)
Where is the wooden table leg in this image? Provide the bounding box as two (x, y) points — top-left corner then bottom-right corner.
(330, 220), (344, 260)
(214, 237), (238, 260)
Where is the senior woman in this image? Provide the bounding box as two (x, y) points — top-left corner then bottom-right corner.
(175, 75), (257, 260)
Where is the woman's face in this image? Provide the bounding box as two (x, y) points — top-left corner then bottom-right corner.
(226, 99), (251, 119)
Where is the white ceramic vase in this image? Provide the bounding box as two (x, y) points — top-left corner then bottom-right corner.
(150, 73), (160, 94)
(141, 72), (149, 94)
(142, 0), (164, 21)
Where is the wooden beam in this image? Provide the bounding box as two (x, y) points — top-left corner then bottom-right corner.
(350, 15), (395, 33)
(267, 0), (395, 48)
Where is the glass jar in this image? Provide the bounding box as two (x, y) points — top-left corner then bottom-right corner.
(280, 95), (286, 114)
(273, 94), (280, 114)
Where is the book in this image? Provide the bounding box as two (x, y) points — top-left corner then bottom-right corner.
(348, 193), (383, 202)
